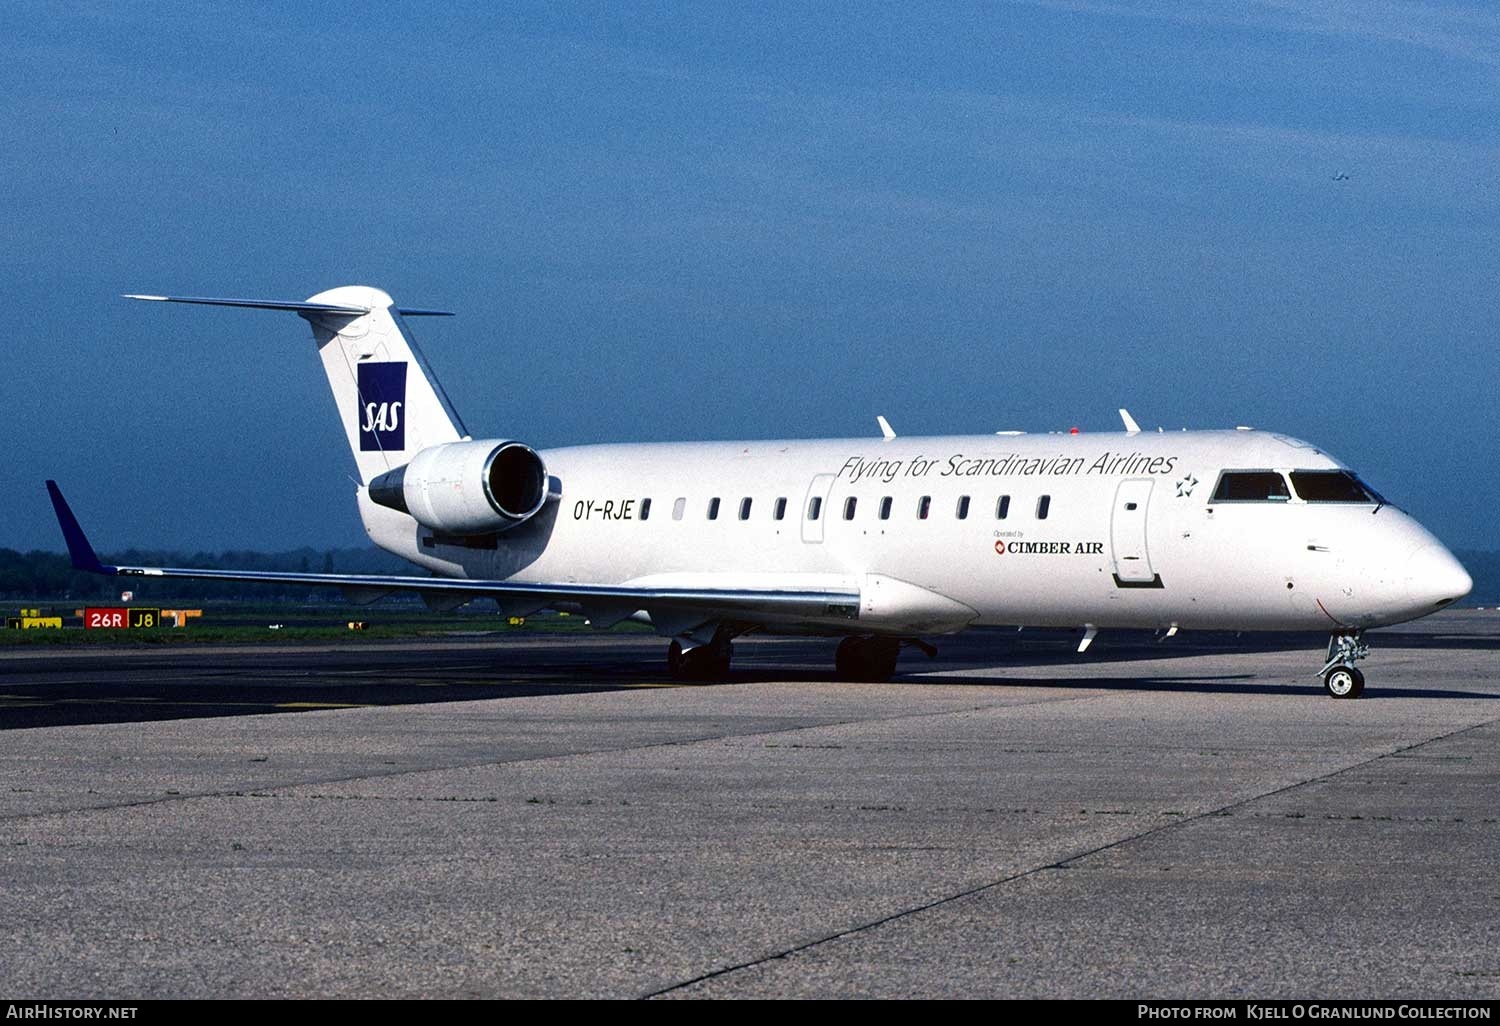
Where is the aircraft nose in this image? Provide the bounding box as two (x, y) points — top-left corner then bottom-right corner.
(1405, 545), (1472, 611)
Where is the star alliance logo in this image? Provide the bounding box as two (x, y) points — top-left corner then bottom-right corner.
(1175, 473), (1198, 497)
(357, 362), (407, 452)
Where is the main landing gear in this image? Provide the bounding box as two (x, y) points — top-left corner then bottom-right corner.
(1319, 632), (1370, 699)
(835, 637), (900, 682)
(666, 632), (936, 684)
(833, 636), (936, 683)
(667, 635), (733, 681)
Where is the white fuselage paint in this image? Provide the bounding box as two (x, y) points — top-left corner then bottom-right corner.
(360, 428), (1470, 637)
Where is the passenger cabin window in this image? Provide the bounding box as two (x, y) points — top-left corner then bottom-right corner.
(807, 496), (823, 521)
(956, 495), (970, 520)
(774, 497), (787, 521)
(1037, 495), (1051, 520)
(1290, 471), (1382, 503)
(917, 496), (931, 520)
(879, 496), (893, 520)
(1212, 471), (1291, 502)
(672, 497), (686, 521)
(707, 497), (721, 520)
(843, 496), (858, 520)
(640, 498), (652, 521)
(995, 495), (1010, 520)
(739, 497), (753, 520)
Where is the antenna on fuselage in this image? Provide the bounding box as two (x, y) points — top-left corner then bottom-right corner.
(876, 415), (896, 441)
(1119, 409), (1141, 435)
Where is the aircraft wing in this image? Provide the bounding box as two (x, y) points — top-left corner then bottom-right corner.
(44, 482), (860, 627)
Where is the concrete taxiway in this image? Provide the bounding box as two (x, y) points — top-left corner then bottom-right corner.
(1, 614), (1497, 998)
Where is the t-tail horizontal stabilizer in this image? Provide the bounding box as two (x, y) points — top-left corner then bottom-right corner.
(122, 294), (453, 317)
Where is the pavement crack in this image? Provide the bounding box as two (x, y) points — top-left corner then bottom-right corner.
(640, 713), (1500, 999)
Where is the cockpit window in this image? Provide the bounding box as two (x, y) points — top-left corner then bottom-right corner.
(1290, 470), (1383, 503)
(1211, 471), (1291, 502)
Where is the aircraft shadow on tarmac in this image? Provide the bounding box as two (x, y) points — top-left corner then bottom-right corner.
(2, 625), (1494, 731)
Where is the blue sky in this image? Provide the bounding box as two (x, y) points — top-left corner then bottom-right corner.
(5, 1), (1498, 551)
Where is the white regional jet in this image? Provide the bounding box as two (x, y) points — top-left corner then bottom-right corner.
(46, 287), (1472, 699)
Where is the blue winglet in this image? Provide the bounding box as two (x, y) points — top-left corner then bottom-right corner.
(44, 481), (116, 575)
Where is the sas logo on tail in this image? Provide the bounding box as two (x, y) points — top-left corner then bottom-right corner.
(357, 362), (406, 451)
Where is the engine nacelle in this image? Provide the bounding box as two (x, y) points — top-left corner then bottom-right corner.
(367, 440), (549, 535)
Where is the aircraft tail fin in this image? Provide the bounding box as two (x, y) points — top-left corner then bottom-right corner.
(125, 287), (466, 485)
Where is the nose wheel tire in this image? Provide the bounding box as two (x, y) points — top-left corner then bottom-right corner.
(1323, 664), (1364, 699)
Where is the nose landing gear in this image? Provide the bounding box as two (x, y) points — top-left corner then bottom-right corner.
(1319, 632), (1370, 699)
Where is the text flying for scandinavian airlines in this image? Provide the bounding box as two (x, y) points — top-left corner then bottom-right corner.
(839, 451), (1180, 485)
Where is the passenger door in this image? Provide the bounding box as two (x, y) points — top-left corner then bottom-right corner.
(1111, 479), (1157, 584)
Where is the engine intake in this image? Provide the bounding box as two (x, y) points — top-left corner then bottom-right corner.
(368, 440), (548, 535)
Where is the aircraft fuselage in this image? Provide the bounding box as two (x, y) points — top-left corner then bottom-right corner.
(373, 428), (1468, 636)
